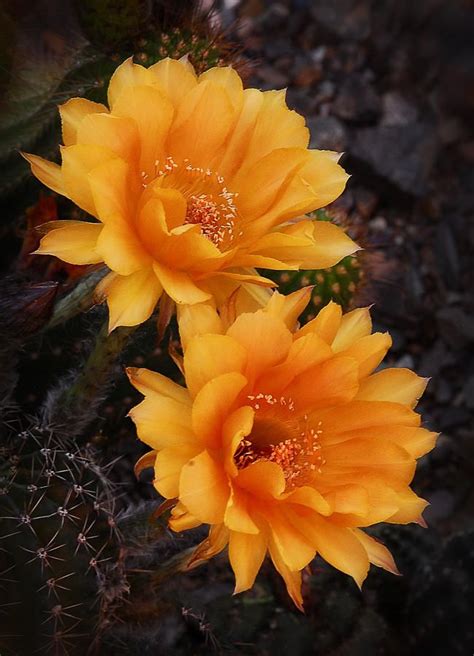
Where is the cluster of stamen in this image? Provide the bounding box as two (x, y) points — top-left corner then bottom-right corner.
(140, 156), (240, 247)
(234, 394), (326, 487)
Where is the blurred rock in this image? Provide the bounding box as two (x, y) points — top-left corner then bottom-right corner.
(381, 91), (419, 126)
(351, 122), (439, 195)
(310, 0), (371, 41)
(308, 115), (347, 151)
(436, 307), (474, 349)
(333, 73), (381, 123)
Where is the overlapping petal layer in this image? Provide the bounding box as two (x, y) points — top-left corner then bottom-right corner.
(128, 291), (436, 607)
(25, 57), (357, 330)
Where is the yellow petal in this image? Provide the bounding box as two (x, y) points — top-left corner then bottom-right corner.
(297, 300), (342, 343)
(96, 268), (162, 331)
(107, 57), (159, 108)
(128, 395), (194, 449)
(225, 485), (259, 534)
(236, 461), (286, 499)
(169, 80), (234, 166)
(113, 84), (174, 175)
(268, 507), (315, 571)
(96, 221), (149, 275)
(22, 152), (65, 196)
(149, 57), (197, 107)
(88, 157), (132, 222)
(222, 405), (255, 477)
(352, 529), (400, 575)
(199, 66), (244, 113)
(340, 333), (392, 378)
(332, 307), (372, 352)
(34, 220), (103, 265)
(154, 444), (199, 498)
(153, 261), (211, 305)
(268, 534), (304, 611)
(385, 488), (429, 525)
(293, 513), (369, 588)
(169, 502), (202, 531)
(253, 220), (358, 269)
(226, 310), (293, 384)
(184, 334), (247, 398)
(283, 486), (331, 516)
(229, 530), (267, 593)
(126, 367), (190, 405)
(356, 368), (429, 408)
(191, 372), (248, 448)
(177, 302), (224, 350)
(323, 484), (370, 517)
(179, 450), (230, 524)
(264, 287), (313, 330)
(77, 113), (139, 162)
(61, 144), (118, 216)
(285, 356), (359, 413)
(59, 97), (107, 146)
(317, 400), (421, 441)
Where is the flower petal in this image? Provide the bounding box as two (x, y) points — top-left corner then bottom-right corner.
(59, 97), (107, 146)
(268, 534), (304, 611)
(77, 113), (139, 162)
(154, 444), (199, 498)
(339, 333), (392, 378)
(177, 302), (224, 349)
(332, 307), (372, 352)
(96, 268), (162, 331)
(352, 529), (400, 575)
(128, 395), (194, 449)
(356, 368), (429, 408)
(107, 57), (158, 108)
(179, 450), (230, 524)
(264, 288), (313, 330)
(184, 334), (247, 398)
(22, 153), (65, 196)
(229, 530), (267, 593)
(191, 372), (248, 448)
(126, 366), (190, 405)
(34, 220), (103, 265)
(153, 261), (211, 305)
(297, 300), (342, 343)
(149, 57), (197, 107)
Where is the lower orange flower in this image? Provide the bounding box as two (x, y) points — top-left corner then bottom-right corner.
(128, 289), (437, 608)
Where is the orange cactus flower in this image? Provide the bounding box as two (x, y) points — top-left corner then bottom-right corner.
(23, 57), (357, 331)
(127, 289), (437, 608)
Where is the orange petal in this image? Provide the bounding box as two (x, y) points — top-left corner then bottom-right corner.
(352, 529), (400, 575)
(59, 97), (107, 146)
(332, 307), (372, 352)
(264, 287), (313, 330)
(184, 334), (247, 398)
(88, 157), (133, 223)
(179, 450), (230, 524)
(229, 530), (267, 594)
(96, 268), (162, 331)
(128, 395), (194, 449)
(199, 66), (244, 113)
(191, 372), (247, 448)
(268, 534), (304, 611)
(126, 367), (190, 405)
(154, 444), (199, 498)
(268, 507), (315, 571)
(22, 152), (65, 196)
(176, 302), (224, 350)
(292, 513), (369, 588)
(296, 300), (342, 343)
(222, 405), (255, 477)
(323, 484), (370, 517)
(282, 485), (331, 516)
(285, 355), (359, 413)
(169, 502), (202, 531)
(34, 220), (103, 265)
(356, 368), (429, 408)
(153, 261), (211, 305)
(225, 484), (259, 534)
(339, 333), (392, 378)
(236, 461), (286, 499)
(226, 310), (293, 384)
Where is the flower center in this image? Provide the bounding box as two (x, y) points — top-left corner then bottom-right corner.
(234, 394), (325, 487)
(142, 156), (240, 248)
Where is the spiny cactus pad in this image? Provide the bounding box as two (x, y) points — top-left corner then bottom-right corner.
(0, 421), (127, 656)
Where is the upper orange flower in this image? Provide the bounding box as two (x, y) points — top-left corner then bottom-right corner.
(128, 289), (437, 609)
(24, 57), (357, 330)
